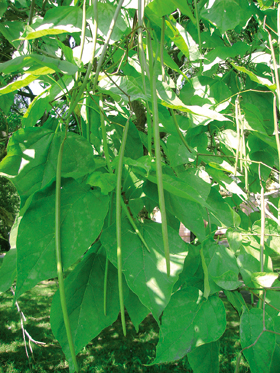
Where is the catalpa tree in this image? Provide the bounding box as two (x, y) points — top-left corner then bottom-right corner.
(0, 0), (280, 372)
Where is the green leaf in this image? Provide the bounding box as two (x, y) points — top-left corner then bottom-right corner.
(226, 228), (242, 252)
(143, 176), (207, 242)
(0, 0), (7, 18)
(101, 218), (188, 321)
(205, 165), (246, 197)
(21, 6), (83, 40)
(0, 74), (39, 95)
(231, 63), (276, 90)
(173, 245), (203, 293)
(224, 290), (247, 316)
(206, 187), (241, 228)
(135, 167), (212, 209)
(251, 272), (279, 288)
(50, 250), (125, 369)
(265, 281), (280, 319)
(152, 287), (226, 364)
(200, 0), (253, 34)
(21, 76), (73, 128)
(166, 135), (193, 167)
(252, 219), (280, 257)
(98, 75), (229, 122)
(0, 128), (95, 203)
(87, 3), (128, 44)
(0, 21), (23, 48)
(0, 92), (13, 114)
(86, 172), (116, 195)
(240, 308), (275, 373)
(0, 54), (78, 76)
(187, 341), (220, 373)
(242, 103), (267, 135)
(237, 244), (273, 287)
(204, 240), (241, 290)
(0, 212), (22, 293)
(0, 249), (16, 293)
(124, 287), (149, 332)
(204, 42), (249, 67)
(15, 179), (109, 299)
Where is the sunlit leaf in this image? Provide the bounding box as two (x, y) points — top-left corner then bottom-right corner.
(21, 6), (83, 40)
(50, 250), (124, 370)
(200, 0), (253, 34)
(187, 341), (220, 373)
(0, 128), (95, 203)
(240, 307), (275, 373)
(101, 218), (188, 321)
(152, 287), (226, 364)
(15, 179), (109, 299)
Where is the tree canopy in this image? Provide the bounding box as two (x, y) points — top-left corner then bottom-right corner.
(0, 1), (280, 372)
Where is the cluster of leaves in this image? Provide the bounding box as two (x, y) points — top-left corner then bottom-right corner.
(0, 0), (280, 372)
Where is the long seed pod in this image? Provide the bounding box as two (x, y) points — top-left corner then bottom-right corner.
(234, 95), (241, 176)
(121, 199), (150, 253)
(194, 0), (203, 74)
(79, 0), (87, 62)
(171, 109), (192, 152)
(116, 114), (132, 336)
(259, 164), (265, 309)
(55, 136), (79, 372)
(138, 0), (150, 79)
(160, 16), (166, 82)
(65, 0), (98, 122)
(93, 0), (125, 91)
(147, 26), (170, 276)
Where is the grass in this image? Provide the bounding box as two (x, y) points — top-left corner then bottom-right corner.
(0, 276), (251, 373)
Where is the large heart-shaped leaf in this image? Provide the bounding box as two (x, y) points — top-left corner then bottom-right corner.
(204, 240), (241, 290)
(0, 128), (95, 204)
(21, 6), (83, 40)
(152, 287), (226, 364)
(50, 249), (124, 372)
(101, 218), (189, 321)
(201, 0), (253, 34)
(15, 179), (109, 299)
(240, 308), (275, 373)
(187, 341), (220, 373)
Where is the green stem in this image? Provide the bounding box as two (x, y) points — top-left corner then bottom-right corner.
(194, 0), (202, 74)
(147, 27), (170, 276)
(273, 94), (280, 172)
(234, 95), (240, 176)
(171, 109), (192, 152)
(55, 137), (79, 372)
(259, 172), (265, 274)
(160, 17), (166, 82)
(79, 0), (87, 62)
(100, 94), (113, 172)
(138, 0), (150, 79)
(104, 192), (115, 316)
(103, 256), (109, 316)
(234, 352), (242, 373)
(200, 245), (210, 300)
(65, 0), (98, 122)
(28, 0), (35, 25)
(116, 114), (132, 337)
(146, 102), (153, 156)
(93, 0), (125, 91)
(259, 165), (265, 309)
(121, 199), (150, 253)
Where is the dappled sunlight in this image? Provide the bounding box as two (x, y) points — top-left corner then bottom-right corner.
(146, 278), (165, 306)
(18, 158), (30, 173)
(23, 149), (35, 158)
(195, 338), (205, 347)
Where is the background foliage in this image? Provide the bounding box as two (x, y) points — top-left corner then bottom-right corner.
(0, 0), (280, 372)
